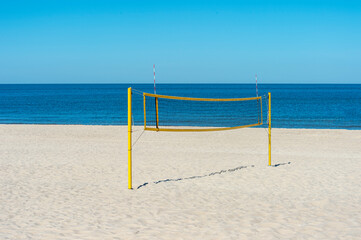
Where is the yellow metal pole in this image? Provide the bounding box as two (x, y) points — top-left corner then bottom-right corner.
(143, 93), (146, 130)
(268, 92), (271, 166)
(155, 97), (159, 130)
(128, 87), (132, 189)
(260, 98), (263, 125)
(257, 99), (260, 124)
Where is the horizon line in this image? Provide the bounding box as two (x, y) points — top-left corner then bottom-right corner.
(1, 82), (360, 85)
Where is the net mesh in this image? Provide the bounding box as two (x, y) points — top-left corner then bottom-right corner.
(132, 90), (269, 131)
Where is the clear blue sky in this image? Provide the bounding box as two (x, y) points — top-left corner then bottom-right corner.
(0, 0), (360, 84)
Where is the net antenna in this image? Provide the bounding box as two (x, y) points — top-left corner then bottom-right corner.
(153, 64), (156, 94)
(256, 74), (261, 124)
(153, 64), (159, 129)
(255, 73), (258, 97)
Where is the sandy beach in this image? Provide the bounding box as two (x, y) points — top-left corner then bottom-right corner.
(0, 124), (360, 239)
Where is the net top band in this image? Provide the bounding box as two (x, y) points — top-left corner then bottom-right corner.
(143, 92), (262, 102)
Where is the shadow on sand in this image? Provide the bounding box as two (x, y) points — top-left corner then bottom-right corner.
(272, 162), (291, 167)
(136, 165), (255, 189)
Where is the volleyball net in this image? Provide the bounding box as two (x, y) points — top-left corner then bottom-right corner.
(127, 88), (271, 189)
(143, 92), (268, 131)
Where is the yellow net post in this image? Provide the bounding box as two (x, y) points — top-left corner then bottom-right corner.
(260, 98), (263, 125)
(128, 87), (132, 189)
(143, 93), (146, 130)
(257, 99), (260, 124)
(268, 92), (271, 166)
(155, 97), (159, 130)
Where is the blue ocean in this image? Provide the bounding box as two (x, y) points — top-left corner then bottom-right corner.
(0, 84), (360, 129)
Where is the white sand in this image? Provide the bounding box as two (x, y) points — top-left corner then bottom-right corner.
(0, 124), (360, 239)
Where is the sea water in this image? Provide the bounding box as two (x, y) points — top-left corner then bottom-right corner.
(0, 84), (360, 129)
